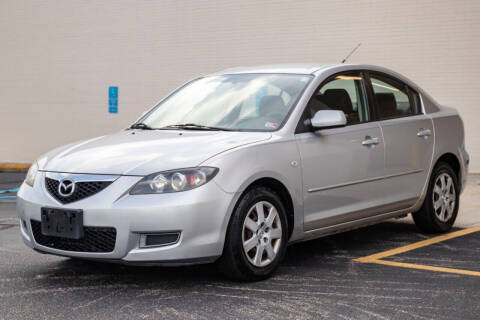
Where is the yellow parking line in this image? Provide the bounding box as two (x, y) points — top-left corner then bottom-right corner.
(354, 227), (480, 277)
(371, 259), (480, 277)
(355, 227), (480, 263)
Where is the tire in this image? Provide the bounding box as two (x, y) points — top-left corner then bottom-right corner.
(413, 162), (459, 233)
(218, 186), (288, 281)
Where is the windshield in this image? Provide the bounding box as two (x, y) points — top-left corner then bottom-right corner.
(139, 74), (312, 131)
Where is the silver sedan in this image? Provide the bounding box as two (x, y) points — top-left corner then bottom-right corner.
(17, 64), (469, 280)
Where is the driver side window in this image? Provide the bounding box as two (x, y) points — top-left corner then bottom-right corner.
(306, 73), (369, 125)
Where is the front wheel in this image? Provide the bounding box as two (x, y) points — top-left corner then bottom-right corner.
(413, 162), (459, 233)
(218, 186), (288, 281)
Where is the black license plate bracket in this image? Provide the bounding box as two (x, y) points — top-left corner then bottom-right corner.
(41, 208), (84, 239)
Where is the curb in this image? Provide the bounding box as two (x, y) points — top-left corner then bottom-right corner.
(0, 163), (31, 173)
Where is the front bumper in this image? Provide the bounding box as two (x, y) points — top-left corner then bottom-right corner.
(16, 171), (236, 265)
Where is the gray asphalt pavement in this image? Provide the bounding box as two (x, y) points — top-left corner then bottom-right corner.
(0, 172), (24, 201)
(1, 174), (480, 319)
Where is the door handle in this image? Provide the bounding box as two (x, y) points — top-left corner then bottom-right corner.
(362, 136), (380, 147)
(417, 128), (432, 139)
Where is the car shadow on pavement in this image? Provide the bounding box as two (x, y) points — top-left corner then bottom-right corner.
(39, 219), (431, 286)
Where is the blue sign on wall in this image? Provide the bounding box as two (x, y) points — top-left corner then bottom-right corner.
(108, 86), (118, 113)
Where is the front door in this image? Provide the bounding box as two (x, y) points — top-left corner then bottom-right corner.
(295, 72), (388, 231)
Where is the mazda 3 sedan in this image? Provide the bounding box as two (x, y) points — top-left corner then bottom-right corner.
(17, 64), (469, 280)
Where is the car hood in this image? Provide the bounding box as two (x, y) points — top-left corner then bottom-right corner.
(40, 130), (271, 175)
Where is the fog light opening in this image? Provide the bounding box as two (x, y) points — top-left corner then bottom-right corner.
(139, 232), (181, 248)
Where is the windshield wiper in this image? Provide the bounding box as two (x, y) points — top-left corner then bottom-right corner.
(129, 122), (154, 130)
(161, 123), (233, 131)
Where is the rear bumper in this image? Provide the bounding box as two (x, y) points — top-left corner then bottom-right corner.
(460, 146), (469, 193)
(17, 172), (236, 265)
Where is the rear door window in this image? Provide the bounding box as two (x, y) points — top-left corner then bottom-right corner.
(370, 74), (419, 120)
(408, 88), (422, 114)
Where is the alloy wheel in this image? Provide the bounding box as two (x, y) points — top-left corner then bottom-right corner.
(432, 173), (456, 223)
(241, 201), (282, 267)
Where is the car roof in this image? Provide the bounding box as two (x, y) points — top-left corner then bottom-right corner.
(213, 63), (410, 77)
(213, 64), (337, 75)
(212, 63), (424, 93)
(208, 63), (436, 105)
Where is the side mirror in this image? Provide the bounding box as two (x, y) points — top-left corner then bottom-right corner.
(309, 110), (347, 130)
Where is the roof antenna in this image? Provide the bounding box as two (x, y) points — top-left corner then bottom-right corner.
(341, 43), (362, 63)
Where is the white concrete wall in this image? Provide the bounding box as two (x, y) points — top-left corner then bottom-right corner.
(1, 0), (479, 171)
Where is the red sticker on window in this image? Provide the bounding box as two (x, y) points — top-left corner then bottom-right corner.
(265, 122), (278, 128)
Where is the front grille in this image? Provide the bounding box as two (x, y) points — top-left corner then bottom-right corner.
(31, 220), (116, 253)
(45, 177), (112, 204)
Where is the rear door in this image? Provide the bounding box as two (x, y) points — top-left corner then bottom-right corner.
(368, 72), (434, 206)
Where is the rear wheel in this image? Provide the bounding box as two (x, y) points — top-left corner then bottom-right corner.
(218, 186), (288, 281)
(413, 162), (459, 233)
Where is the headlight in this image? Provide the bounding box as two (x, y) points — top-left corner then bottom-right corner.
(130, 167), (218, 194)
(25, 162), (38, 187)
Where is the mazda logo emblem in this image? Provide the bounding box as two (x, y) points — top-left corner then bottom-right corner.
(58, 179), (75, 197)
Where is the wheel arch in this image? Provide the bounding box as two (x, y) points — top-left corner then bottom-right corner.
(412, 152), (461, 233)
(240, 177), (295, 239)
(434, 153), (461, 189)
(413, 151), (462, 213)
